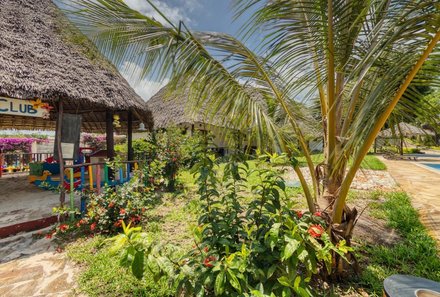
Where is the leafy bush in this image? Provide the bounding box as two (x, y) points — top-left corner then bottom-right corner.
(47, 174), (157, 241)
(402, 147), (422, 154)
(135, 128), (206, 191)
(109, 153), (349, 296)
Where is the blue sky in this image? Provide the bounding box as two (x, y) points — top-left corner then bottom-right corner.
(118, 0), (258, 101)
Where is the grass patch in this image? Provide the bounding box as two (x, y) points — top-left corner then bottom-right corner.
(67, 236), (173, 297)
(357, 192), (440, 295)
(296, 153), (386, 170)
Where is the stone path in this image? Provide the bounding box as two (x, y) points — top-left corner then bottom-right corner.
(0, 251), (78, 297)
(381, 157), (440, 244)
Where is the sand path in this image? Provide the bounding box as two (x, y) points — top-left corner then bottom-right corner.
(381, 157), (440, 244)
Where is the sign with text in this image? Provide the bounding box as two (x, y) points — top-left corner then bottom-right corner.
(0, 96), (50, 118)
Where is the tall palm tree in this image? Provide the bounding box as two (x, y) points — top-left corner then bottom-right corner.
(66, 0), (439, 231)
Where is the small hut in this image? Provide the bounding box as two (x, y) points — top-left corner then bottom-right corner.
(377, 122), (435, 154)
(146, 86), (233, 154)
(0, 0), (153, 154)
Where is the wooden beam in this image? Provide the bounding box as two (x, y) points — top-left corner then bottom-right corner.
(127, 110), (134, 161)
(106, 110), (115, 179)
(56, 100), (65, 206)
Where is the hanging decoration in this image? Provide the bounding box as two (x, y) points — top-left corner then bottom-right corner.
(113, 114), (121, 128)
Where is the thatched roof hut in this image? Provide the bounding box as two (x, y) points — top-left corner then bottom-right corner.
(146, 87), (214, 129)
(0, 0), (153, 132)
(147, 86), (321, 140)
(378, 122), (435, 138)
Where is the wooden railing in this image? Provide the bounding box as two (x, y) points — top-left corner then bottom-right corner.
(64, 160), (141, 218)
(0, 153), (54, 177)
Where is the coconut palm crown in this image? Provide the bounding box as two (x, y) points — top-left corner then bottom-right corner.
(66, 0), (440, 224)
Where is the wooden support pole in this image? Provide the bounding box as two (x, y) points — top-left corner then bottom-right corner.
(56, 100), (65, 206)
(106, 110), (115, 179)
(127, 110), (134, 162)
(69, 168), (75, 221)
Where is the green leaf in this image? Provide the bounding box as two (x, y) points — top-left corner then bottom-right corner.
(294, 275), (301, 289)
(277, 276), (292, 288)
(131, 250), (144, 280)
(227, 269), (242, 293)
(214, 271), (225, 296)
(283, 236), (300, 260)
(267, 264), (277, 278)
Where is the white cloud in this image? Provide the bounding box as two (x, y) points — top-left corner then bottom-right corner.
(123, 0), (193, 25)
(120, 61), (169, 101)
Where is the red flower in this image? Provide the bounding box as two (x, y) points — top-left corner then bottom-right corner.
(296, 210), (303, 219)
(90, 222), (97, 231)
(130, 215), (141, 223)
(58, 224), (69, 232)
(313, 211), (322, 217)
(308, 224), (325, 238)
(114, 220), (122, 227)
(203, 256), (217, 268)
(141, 207), (146, 213)
(203, 247), (209, 253)
(76, 219), (86, 228)
(108, 202), (115, 208)
(119, 209), (126, 215)
(45, 233), (53, 239)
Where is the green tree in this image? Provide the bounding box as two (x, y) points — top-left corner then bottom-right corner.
(67, 0), (440, 243)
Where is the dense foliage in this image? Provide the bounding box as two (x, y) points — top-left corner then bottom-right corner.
(47, 173), (157, 242)
(132, 128), (205, 191)
(109, 153), (350, 296)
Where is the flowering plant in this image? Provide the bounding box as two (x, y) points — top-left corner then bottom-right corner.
(44, 173), (157, 244)
(0, 137), (46, 153)
(109, 153), (351, 296)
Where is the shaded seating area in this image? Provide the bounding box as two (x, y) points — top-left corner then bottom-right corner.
(0, 0), (153, 236)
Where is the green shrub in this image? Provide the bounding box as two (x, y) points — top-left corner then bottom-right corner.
(46, 174), (157, 242)
(403, 147), (422, 154)
(108, 153), (350, 296)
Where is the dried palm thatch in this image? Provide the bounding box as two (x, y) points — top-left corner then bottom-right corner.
(146, 87), (219, 129)
(0, 0), (153, 132)
(147, 86), (322, 142)
(378, 122), (435, 138)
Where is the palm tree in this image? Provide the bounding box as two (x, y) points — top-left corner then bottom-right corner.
(66, 0), (439, 234)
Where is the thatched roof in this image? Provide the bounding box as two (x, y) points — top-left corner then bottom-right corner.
(146, 87), (213, 129)
(0, 0), (153, 132)
(378, 122), (435, 138)
(147, 86), (322, 141)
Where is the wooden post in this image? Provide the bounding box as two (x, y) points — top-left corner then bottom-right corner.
(0, 153), (3, 178)
(69, 168), (75, 221)
(56, 100), (65, 206)
(106, 111), (115, 179)
(127, 110), (134, 162)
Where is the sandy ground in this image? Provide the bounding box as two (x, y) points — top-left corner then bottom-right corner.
(0, 174), (60, 228)
(0, 174), (83, 229)
(286, 167), (397, 191)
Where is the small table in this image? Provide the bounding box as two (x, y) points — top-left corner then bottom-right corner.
(384, 275), (440, 297)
